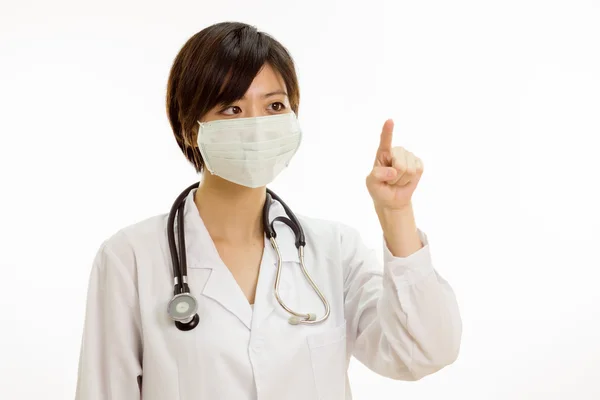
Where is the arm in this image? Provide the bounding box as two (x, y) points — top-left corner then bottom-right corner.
(342, 220), (462, 381)
(350, 118), (462, 380)
(75, 239), (143, 399)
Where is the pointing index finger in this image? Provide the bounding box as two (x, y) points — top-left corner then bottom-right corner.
(378, 119), (394, 153)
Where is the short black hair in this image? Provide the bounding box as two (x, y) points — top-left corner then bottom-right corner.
(166, 22), (300, 172)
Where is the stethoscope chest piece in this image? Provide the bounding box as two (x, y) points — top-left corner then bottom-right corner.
(168, 293), (198, 322)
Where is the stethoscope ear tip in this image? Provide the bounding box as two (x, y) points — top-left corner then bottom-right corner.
(287, 313), (317, 325)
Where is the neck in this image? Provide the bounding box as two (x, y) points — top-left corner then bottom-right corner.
(194, 173), (266, 243)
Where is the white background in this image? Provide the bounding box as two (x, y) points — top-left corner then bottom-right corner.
(1, 0), (599, 399)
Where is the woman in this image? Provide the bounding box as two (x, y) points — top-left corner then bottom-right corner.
(75, 21), (462, 400)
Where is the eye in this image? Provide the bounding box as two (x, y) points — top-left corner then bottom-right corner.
(220, 105), (242, 115)
(269, 102), (286, 112)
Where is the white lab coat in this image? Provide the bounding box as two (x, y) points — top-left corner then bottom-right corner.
(75, 189), (462, 400)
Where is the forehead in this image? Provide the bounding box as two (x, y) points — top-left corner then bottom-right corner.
(244, 64), (287, 94)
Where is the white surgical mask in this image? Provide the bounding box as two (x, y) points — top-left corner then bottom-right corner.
(196, 112), (302, 188)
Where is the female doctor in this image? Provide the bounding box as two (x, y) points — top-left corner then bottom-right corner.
(75, 21), (462, 400)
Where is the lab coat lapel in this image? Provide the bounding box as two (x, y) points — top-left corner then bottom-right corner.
(199, 265), (252, 330)
(181, 190), (252, 330)
(251, 200), (300, 330)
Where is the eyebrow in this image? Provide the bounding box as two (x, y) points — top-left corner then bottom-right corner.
(220, 90), (289, 107)
(240, 90), (288, 99)
(263, 90), (288, 98)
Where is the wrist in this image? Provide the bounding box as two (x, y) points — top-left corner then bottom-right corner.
(375, 202), (414, 224)
(375, 202), (422, 257)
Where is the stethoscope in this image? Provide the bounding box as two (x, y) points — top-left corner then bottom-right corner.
(166, 182), (331, 331)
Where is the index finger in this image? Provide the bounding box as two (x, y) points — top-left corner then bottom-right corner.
(378, 119), (394, 153)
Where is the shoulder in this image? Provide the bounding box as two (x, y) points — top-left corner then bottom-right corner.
(93, 213), (168, 271)
(293, 214), (372, 282)
(294, 213), (362, 248)
(84, 214), (169, 307)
